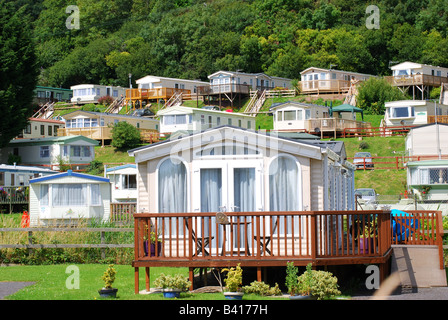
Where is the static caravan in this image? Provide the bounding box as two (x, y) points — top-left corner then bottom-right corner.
(17, 118), (65, 140)
(386, 62), (448, 99)
(390, 61), (448, 78)
(60, 110), (159, 145)
(2, 135), (98, 168)
(300, 67), (375, 94)
(128, 126), (355, 258)
(29, 170), (111, 226)
(270, 101), (330, 131)
(405, 123), (448, 157)
(157, 105), (255, 134)
(106, 164), (137, 203)
(0, 164), (57, 187)
(136, 75), (208, 93)
(207, 71), (293, 92)
(383, 100), (448, 128)
(33, 86), (72, 104)
(71, 84), (126, 104)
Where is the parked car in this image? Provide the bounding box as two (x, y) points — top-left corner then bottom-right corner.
(132, 108), (154, 117)
(353, 152), (374, 169)
(355, 188), (378, 204)
(202, 105), (220, 111)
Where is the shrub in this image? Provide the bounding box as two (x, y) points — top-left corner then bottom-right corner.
(153, 273), (191, 291)
(296, 264), (341, 300)
(86, 160), (104, 175)
(111, 121), (141, 150)
(101, 264), (117, 289)
(359, 141), (369, 150)
(98, 96), (114, 106)
(222, 264), (243, 292)
(285, 261), (299, 295)
(242, 281), (282, 296)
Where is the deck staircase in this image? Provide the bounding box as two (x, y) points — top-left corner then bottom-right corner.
(32, 102), (55, 119)
(105, 97), (125, 114)
(162, 91), (183, 109)
(244, 89), (266, 115)
(391, 245), (447, 288)
(343, 80), (360, 106)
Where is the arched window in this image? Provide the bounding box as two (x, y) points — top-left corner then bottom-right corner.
(269, 155), (301, 235)
(158, 158), (187, 213)
(269, 156), (300, 211)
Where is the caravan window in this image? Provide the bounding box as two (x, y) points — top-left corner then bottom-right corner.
(390, 106), (415, 118)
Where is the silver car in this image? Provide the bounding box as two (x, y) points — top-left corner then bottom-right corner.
(355, 188), (378, 203)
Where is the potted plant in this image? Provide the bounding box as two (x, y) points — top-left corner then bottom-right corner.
(98, 264), (118, 298)
(288, 263), (315, 300)
(143, 225), (162, 257)
(358, 221), (377, 254)
(222, 264), (244, 300)
(285, 261), (299, 296)
(153, 273), (191, 298)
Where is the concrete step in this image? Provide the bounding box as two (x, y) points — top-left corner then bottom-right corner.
(391, 245), (447, 288)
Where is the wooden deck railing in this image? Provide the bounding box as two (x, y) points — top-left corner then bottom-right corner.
(131, 210), (443, 292)
(197, 84), (251, 95)
(385, 75), (448, 87)
(125, 88), (191, 101)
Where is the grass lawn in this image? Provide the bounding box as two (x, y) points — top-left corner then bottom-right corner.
(0, 264), (286, 300)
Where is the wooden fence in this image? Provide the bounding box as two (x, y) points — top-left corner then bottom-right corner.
(0, 227), (133, 260)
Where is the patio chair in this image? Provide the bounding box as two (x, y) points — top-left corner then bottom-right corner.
(255, 218), (278, 256)
(185, 218), (214, 256)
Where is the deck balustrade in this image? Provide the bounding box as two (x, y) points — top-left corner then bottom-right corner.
(132, 210), (444, 292)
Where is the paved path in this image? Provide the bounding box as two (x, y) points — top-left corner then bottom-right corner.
(0, 282), (35, 300)
(351, 287), (448, 300)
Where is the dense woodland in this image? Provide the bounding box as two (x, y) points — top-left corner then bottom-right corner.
(1, 0), (448, 145)
(13, 0), (448, 88)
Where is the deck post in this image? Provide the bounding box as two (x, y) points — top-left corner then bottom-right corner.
(189, 267), (194, 291)
(145, 267), (150, 292)
(134, 267), (139, 294)
(257, 267), (262, 282)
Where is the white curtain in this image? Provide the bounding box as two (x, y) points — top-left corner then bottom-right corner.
(52, 184), (87, 206)
(90, 184), (101, 206)
(158, 159), (187, 213)
(40, 184), (49, 206)
(269, 157), (299, 234)
(158, 159), (187, 236)
(200, 169), (222, 246)
(233, 168), (255, 248)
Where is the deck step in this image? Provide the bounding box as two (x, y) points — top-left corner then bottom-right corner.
(391, 245), (447, 288)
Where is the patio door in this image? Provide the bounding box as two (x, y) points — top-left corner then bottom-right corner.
(193, 160), (263, 254)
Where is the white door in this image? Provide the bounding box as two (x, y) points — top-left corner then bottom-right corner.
(192, 160), (263, 253)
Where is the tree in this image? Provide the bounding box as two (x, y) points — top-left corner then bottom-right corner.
(0, 0), (38, 147)
(111, 121), (141, 150)
(357, 77), (406, 115)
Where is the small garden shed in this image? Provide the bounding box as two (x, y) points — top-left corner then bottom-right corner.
(29, 170), (111, 226)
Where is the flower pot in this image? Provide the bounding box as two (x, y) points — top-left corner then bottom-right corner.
(163, 289), (182, 298)
(98, 288), (118, 298)
(144, 241), (162, 256)
(223, 291), (244, 300)
(359, 237), (374, 254)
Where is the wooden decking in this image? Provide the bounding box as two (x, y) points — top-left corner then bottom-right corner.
(132, 210), (444, 293)
(385, 75), (448, 87)
(57, 127), (159, 145)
